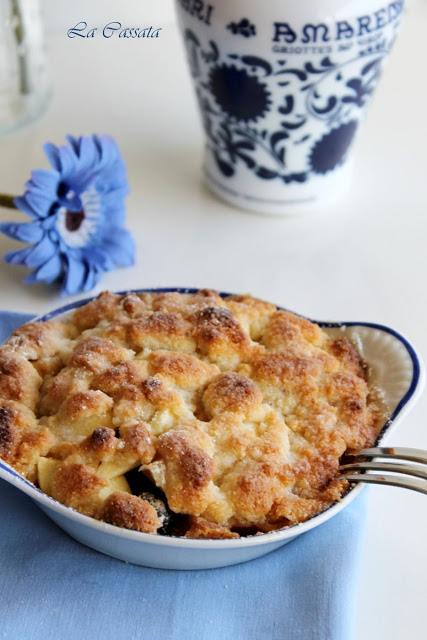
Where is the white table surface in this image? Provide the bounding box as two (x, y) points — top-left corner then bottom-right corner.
(1, 2), (426, 639)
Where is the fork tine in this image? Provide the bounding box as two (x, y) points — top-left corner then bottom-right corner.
(339, 446), (427, 495)
(340, 472), (427, 495)
(349, 447), (427, 464)
(340, 461), (427, 479)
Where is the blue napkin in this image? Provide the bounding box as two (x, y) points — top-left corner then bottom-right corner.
(0, 311), (368, 640)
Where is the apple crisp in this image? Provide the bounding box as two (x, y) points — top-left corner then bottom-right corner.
(0, 289), (379, 538)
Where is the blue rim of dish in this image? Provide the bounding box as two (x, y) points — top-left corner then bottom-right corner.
(0, 287), (422, 539)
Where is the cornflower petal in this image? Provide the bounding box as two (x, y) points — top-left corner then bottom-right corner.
(82, 246), (115, 271)
(95, 134), (121, 171)
(23, 271), (41, 285)
(65, 135), (80, 155)
(103, 229), (136, 266)
(0, 222), (44, 243)
(57, 143), (78, 179)
(101, 203), (126, 227)
(24, 191), (55, 218)
(82, 260), (105, 292)
(13, 196), (41, 220)
(28, 169), (60, 194)
(76, 135), (100, 174)
(22, 235), (56, 268)
(4, 246), (36, 265)
(62, 253), (87, 295)
(24, 253), (63, 284)
(43, 142), (61, 171)
(82, 263), (97, 292)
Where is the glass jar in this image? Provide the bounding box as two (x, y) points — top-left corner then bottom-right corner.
(0, 0), (50, 135)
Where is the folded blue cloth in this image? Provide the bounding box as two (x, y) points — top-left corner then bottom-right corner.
(0, 311), (367, 640)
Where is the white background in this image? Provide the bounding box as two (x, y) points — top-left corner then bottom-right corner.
(1, 1), (427, 639)
(41, 0), (175, 33)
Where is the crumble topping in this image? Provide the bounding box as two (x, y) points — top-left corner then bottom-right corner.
(0, 290), (379, 537)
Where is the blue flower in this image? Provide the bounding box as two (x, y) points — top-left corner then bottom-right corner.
(0, 134), (135, 295)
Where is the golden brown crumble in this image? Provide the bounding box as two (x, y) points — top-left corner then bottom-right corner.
(0, 290), (379, 538)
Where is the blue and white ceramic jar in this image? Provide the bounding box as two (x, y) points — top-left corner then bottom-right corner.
(175, 0), (405, 214)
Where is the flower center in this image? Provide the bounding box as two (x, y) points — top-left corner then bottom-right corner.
(65, 209), (85, 232)
(55, 185), (101, 249)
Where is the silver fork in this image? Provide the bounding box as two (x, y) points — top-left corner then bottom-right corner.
(339, 447), (427, 495)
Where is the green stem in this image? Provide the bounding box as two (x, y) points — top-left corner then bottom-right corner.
(0, 193), (18, 210)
